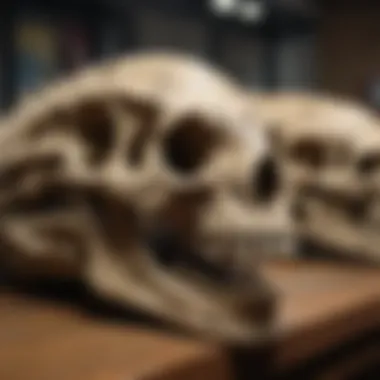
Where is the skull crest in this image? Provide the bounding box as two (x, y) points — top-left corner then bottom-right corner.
(0, 52), (291, 344)
(251, 91), (380, 264)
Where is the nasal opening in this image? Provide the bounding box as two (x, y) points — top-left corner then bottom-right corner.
(252, 156), (280, 204)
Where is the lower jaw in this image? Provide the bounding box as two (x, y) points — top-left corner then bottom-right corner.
(299, 202), (380, 264)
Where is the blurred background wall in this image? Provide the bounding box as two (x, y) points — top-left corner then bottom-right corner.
(319, 0), (380, 109)
(0, 0), (379, 111)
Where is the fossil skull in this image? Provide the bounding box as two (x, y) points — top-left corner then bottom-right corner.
(0, 52), (290, 344)
(251, 91), (380, 264)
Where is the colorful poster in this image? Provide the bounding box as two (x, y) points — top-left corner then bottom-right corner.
(14, 17), (59, 100)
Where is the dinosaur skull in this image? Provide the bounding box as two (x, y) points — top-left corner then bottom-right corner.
(0, 52), (287, 344)
(252, 91), (380, 264)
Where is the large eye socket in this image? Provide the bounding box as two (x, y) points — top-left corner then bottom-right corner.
(289, 138), (326, 169)
(357, 152), (380, 175)
(162, 115), (223, 175)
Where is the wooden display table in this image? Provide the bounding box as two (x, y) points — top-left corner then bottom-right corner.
(0, 259), (379, 380)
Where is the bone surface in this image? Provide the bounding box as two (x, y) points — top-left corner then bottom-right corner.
(250, 91), (380, 264)
(0, 51), (290, 344)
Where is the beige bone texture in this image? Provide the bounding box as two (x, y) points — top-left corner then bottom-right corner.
(0, 52), (293, 344)
(250, 90), (380, 264)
